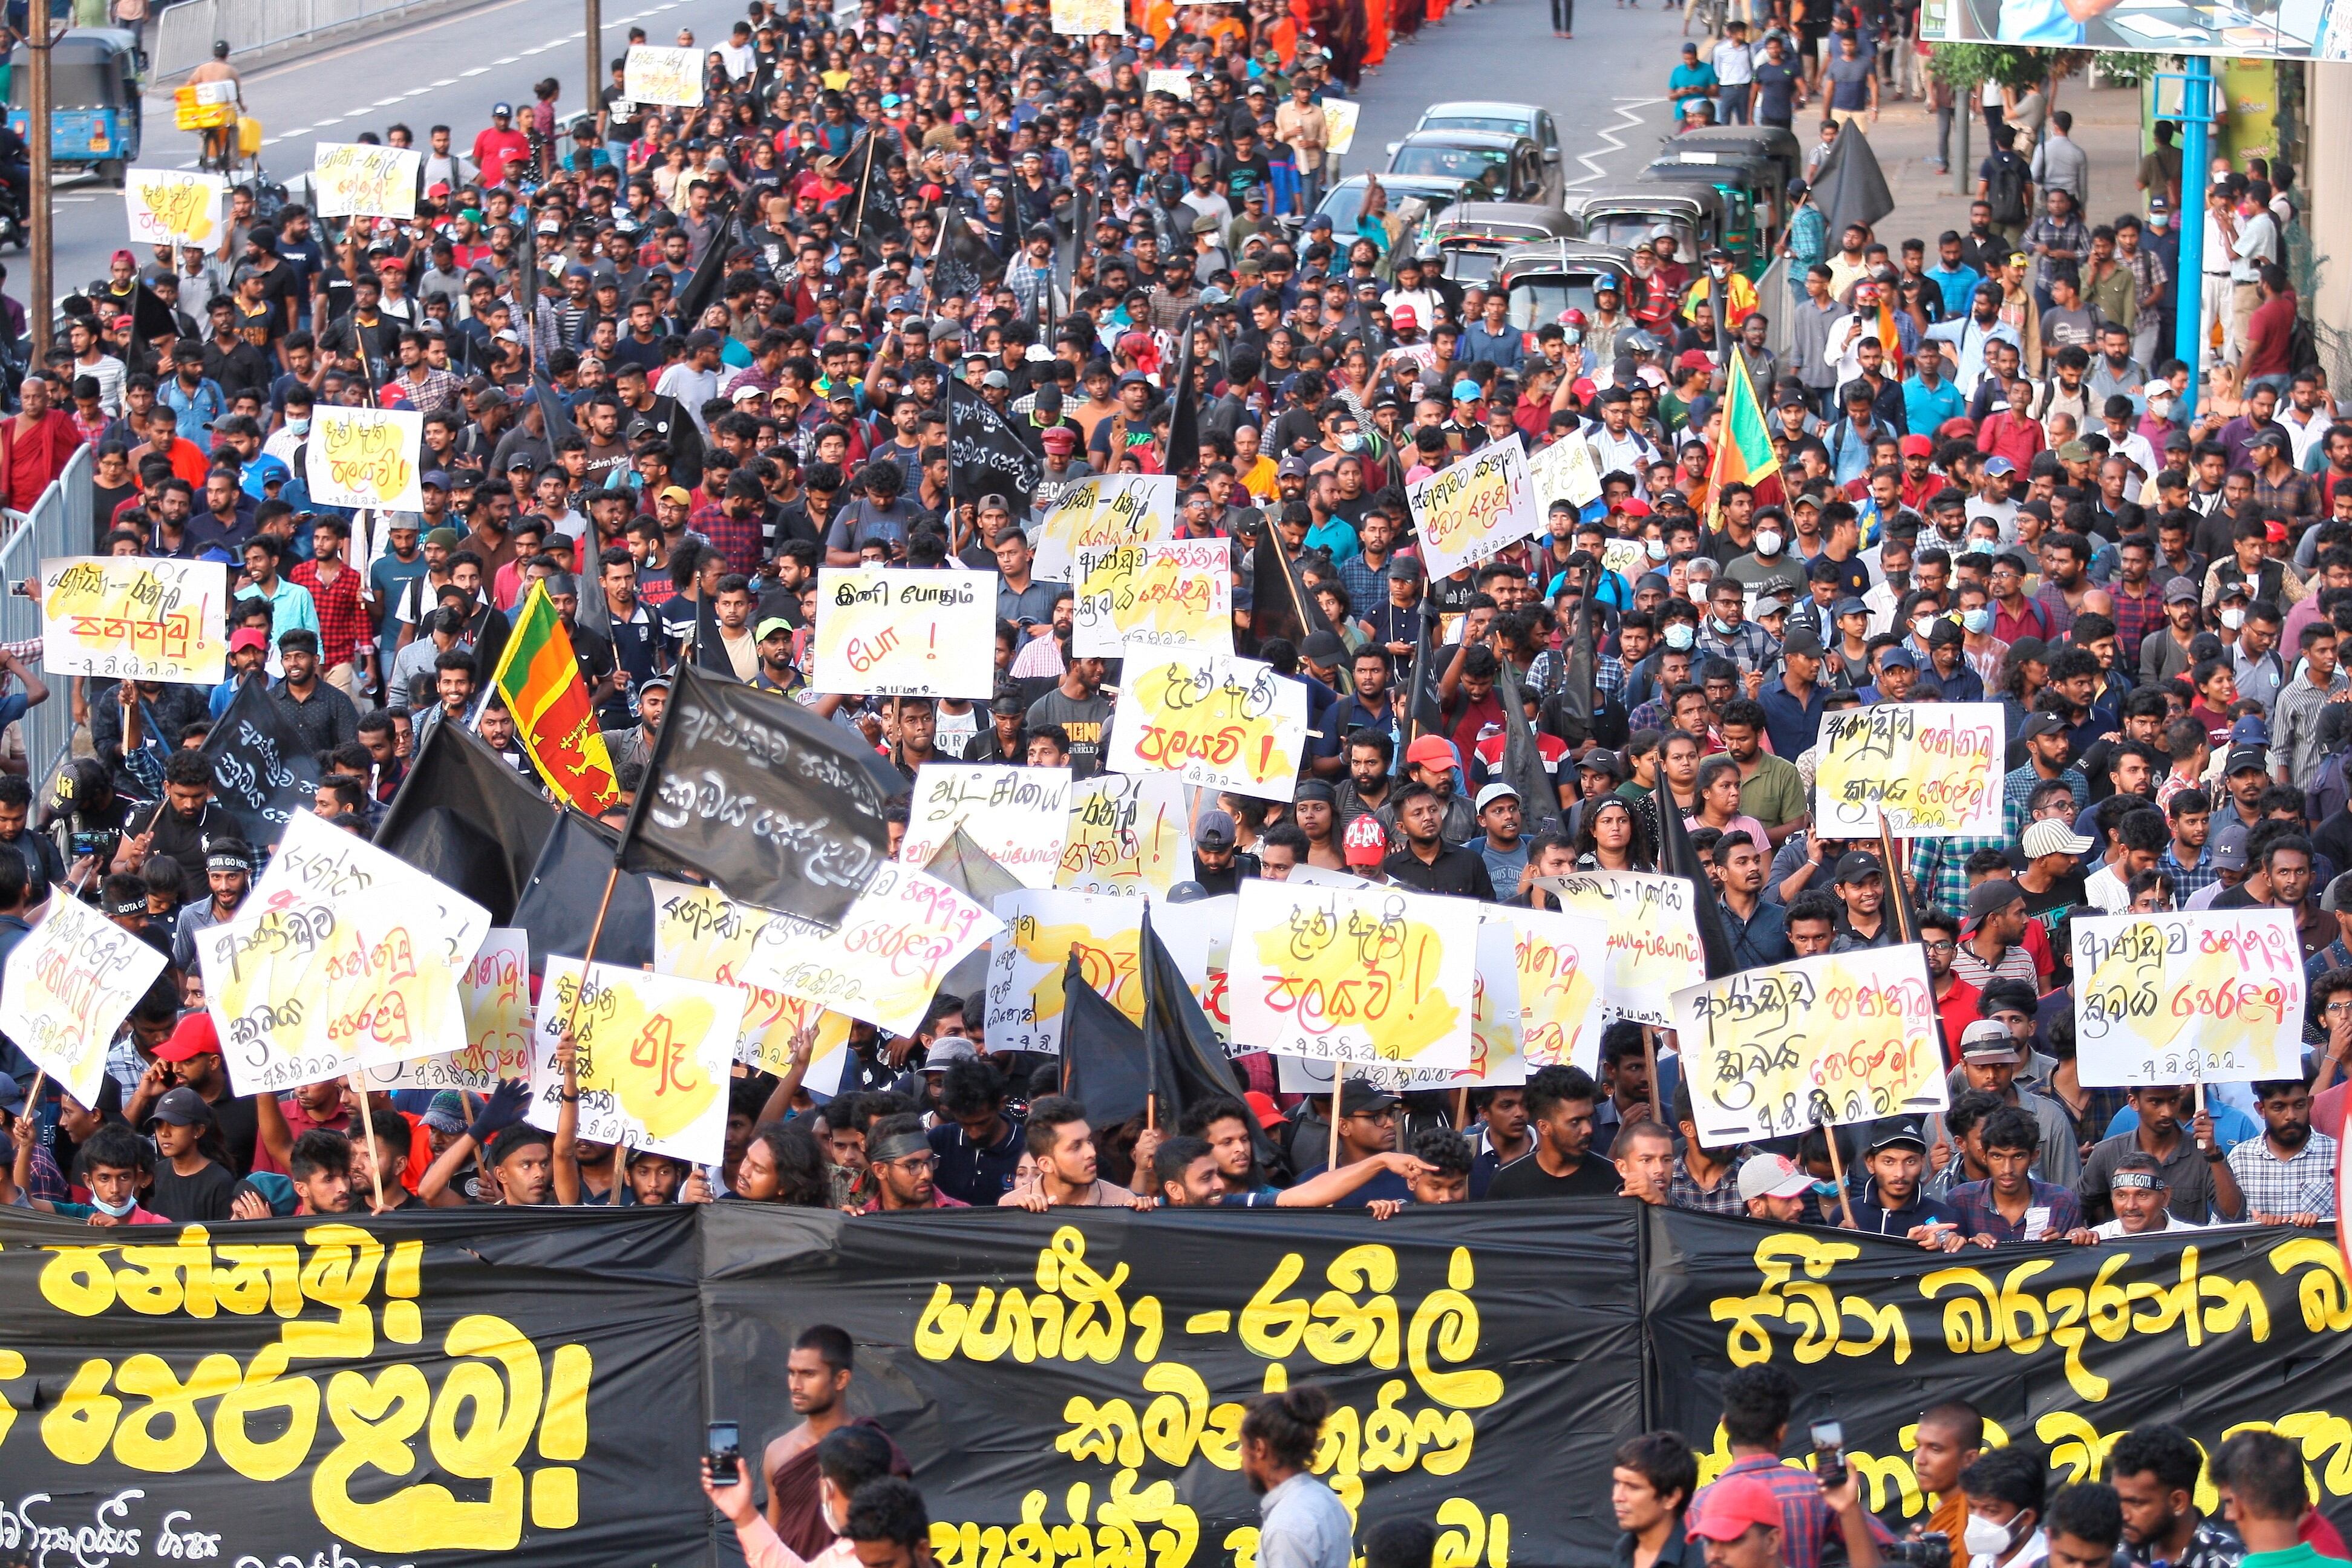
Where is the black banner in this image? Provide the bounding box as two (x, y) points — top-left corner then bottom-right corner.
(377, 720), (560, 924)
(2, 1205), (2348, 1568)
(199, 677), (318, 852)
(616, 664), (898, 928)
(946, 380), (1043, 512)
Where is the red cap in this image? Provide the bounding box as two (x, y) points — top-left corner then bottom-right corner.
(1675, 349), (1713, 371)
(1688, 1476), (1783, 1543)
(1899, 434), (1933, 458)
(1391, 304), (1418, 328)
(1343, 815), (1388, 866)
(1937, 417), (1978, 440)
(154, 1011), (221, 1063)
(2265, 519), (2288, 543)
(1571, 376), (1598, 400)
(1243, 1090), (1287, 1129)
(229, 627), (269, 654)
(1405, 734), (1457, 771)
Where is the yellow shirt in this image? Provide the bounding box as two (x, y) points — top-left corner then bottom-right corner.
(1236, 453), (1279, 501)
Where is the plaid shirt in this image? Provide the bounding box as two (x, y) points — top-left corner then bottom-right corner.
(289, 560), (371, 667)
(1669, 1155), (1748, 1215)
(2253, 467), (2322, 523)
(2160, 841), (2220, 905)
(688, 501), (764, 577)
(2004, 763), (2087, 839)
(1339, 555), (1392, 622)
(2226, 1131), (2339, 1219)
(383, 364), (461, 415)
(1949, 1176), (2083, 1241)
(1911, 834), (2006, 919)
(1696, 618), (1780, 675)
(2106, 580), (2167, 666)
(1691, 1454), (1894, 1568)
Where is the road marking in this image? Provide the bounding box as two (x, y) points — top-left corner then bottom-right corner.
(374, 95), (407, 105)
(493, 54), (518, 64)
(1566, 96), (1662, 190)
(461, 66), (491, 76)
(430, 78), (456, 87)
(314, 116), (342, 125)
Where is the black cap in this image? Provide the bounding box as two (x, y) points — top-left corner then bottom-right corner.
(1869, 1119), (1928, 1153)
(1832, 851), (1884, 884)
(1340, 1082), (1400, 1117)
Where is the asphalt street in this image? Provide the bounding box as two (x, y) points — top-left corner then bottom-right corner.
(39, 0), (1680, 302)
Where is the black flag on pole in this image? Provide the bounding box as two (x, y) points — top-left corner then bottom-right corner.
(199, 678), (318, 855)
(377, 721), (561, 926)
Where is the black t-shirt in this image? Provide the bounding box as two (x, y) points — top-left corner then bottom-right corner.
(207, 1088), (260, 1177)
(146, 1158), (238, 1222)
(1483, 1150), (1620, 1199)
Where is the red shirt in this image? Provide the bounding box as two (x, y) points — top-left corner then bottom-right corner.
(290, 558), (370, 667)
(2, 408), (82, 511)
(1933, 974), (1981, 1065)
(469, 126), (533, 188)
(2245, 290), (2299, 379)
(1976, 410), (2047, 473)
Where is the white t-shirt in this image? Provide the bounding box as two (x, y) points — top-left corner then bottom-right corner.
(2092, 1213), (2206, 1239)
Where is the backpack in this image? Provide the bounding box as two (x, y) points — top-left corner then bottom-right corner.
(1985, 154), (2028, 226)
(2290, 309), (2321, 374)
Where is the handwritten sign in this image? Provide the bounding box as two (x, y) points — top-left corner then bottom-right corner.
(623, 44), (705, 106)
(1407, 432), (1543, 580)
(309, 406), (425, 512)
(1073, 540), (1234, 658)
(811, 567), (996, 699)
(744, 861), (1002, 1036)
(1498, 906), (1610, 1074)
(1145, 69), (1195, 100)
(1030, 473), (1177, 581)
(124, 168), (227, 246)
(1276, 914), (1521, 1089)
(1155, 893), (1238, 1048)
(1322, 98), (1362, 157)
(1529, 428), (1605, 512)
(525, 957), (745, 1166)
(365, 929), (536, 1093)
(650, 879), (852, 1091)
(1599, 538), (1647, 585)
(1226, 880), (1478, 1067)
(1671, 944), (1945, 1144)
(985, 889), (1145, 1055)
(2072, 911), (2306, 1087)
(1536, 871), (1707, 1026)
(1105, 652), (1307, 802)
(1814, 702), (2006, 838)
(0, 896), (166, 1105)
(40, 555), (228, 684)
(1050, 0), (1122, 30)
(310, 142), (421, 219)
(1056, 773), (1193, 897)
(897, 763), (1073, 890)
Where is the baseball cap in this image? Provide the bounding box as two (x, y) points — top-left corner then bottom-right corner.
(921, 1039), (979, 1073)
(229, 627), (269, 655)
(2019, 711), (2068, 742)
(2322, 871), (2352, 915)
(1405, 735), (1457, 772)
(1197, 809), (1239, 851)
(1869, 1119), (1928, 1152)
(2020, 818), (2096, 859)
(1831, 851), (1884, 884)
(2164, 576), (2202, 604)
(1343, 815), (1388, 866)
(1391, 304), (1419, 328)
(1340, 1082), (1400, 1117)
(1734, 1153), (1814, 1203)
(1898, 434), (1933, 458)
(2226, 746), (2270, 776)
(1877, 647), (1918, 671)
(1475, 782), (1520, 814)
(756, 617), (792, 641)
(1243, 1090), (1288, 1129)
(1577, 749), (1625, 781)
(1959, 1018), (2019, 1059)
(149, 1085), (215, 1127)
(1962, 877), (2024, 934)
(1982, 456), (2016, 477)
(154, 1011), (221, 1062)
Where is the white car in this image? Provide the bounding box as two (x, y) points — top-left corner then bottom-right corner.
(1411, 101), (1564, 174)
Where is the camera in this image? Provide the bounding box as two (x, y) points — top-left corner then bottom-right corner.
(1883, 1534), (1952, 1568)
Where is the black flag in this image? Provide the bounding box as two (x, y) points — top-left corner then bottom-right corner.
(1243, 530), (1339, 658)
(1556, 593), (1598, 748)
(1163, 324), (1200, 479)
(377, 720), (561, 925)
(1655, 768), (1737, 981)
(615, 664), (899, 927)
(838, 129), (886, 243)
(1057, 951), (1154, 1131)
(512, 809), (656, 975)
(198, 678), (318, 853)
(1138, 910), (1276, 1167)
(943, 379), (1043, 511)
(671, 192), (742, 332)
(1494, 656), (1563, 840)
(1809, 129), (1896, 238)
(1392, 608), (1442, 778)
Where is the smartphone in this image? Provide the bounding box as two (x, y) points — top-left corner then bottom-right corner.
(707, 1420), (742, 1486)
(1810, 1420), (1846, 1489)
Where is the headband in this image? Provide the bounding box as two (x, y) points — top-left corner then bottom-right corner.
(867, 1130), (931, 1165)
(108, 897), (147, 917)
(206, 854), (249, 874)
(2109, 1170), (2163, 1192)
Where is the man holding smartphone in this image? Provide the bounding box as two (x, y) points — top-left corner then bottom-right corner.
(1689, 1367), (1893, 1568)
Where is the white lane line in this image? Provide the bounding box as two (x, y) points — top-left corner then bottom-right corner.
(373, 95), (407, 105)
(1567, 96), (1662, 189)
(430, 78), (456, 87)
(314, 116), (342, 125)
(492, 54), (518, 63)
(461, 66), (491, 76)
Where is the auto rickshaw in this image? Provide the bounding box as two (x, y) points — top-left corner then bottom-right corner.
(1426, 201), (1578, 285)
(1640, 150), (1785, 275)
(1492, 240), (1638, 338)
(7, 27), (143, 186)
(1656, 125), (1804, 200)
(1561, 186), (1726, 269)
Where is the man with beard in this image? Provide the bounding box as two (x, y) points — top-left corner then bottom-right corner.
(1483, 1065), (1618, 1198)
(2224, 1075), (2336, 1224)
(860, 1114), (968, 1211)
(2067, 1153), (2206, 1241)
(130, 1011), (260, 1175)
(1241, 1387), (1351, 1568)
(131, 751), (237, 904)
(763, 1325), (913, 1553)
(169, 837), (251, 971)
(2080, 1084), (2239, 1226)
(287, 1130), (356, 1216)
(2106, 1423), (2238, 1568)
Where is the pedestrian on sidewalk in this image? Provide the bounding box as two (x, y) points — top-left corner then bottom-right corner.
(1714, 23), (1756, 122)
(1978, 124), (2035, 250)
(2030, 111), (2088, 206)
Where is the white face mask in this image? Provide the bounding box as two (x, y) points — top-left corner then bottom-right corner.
(1645, 537), (1670, 561)
(287, 418), (310, 435)
(1964, 1514), (2020, 1560)
(90, 1191), (137, 1217)
(2220, 607), (2246, 630)
(1664, 623), (1695, 651)
(1754, 529), (1784, 556)
(1912, 616), (1939, 641)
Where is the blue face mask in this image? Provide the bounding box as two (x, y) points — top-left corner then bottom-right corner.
(1811, 1180), (1841, 1197)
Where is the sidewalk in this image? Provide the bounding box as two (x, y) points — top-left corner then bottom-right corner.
(1857, 77), (2152, 240)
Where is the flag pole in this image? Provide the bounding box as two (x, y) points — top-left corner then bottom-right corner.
(558, 861), (623, 1042)
(348, 1071), (387, 1212)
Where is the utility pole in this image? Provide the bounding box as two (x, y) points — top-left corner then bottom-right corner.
(27, 0), (51, 363)
(2174, 57), (2213, 420)
(585, 0), (602, 152)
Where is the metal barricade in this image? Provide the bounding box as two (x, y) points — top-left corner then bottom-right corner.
(4, 442), (94, 791)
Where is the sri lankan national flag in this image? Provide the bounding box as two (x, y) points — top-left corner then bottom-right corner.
(1707, 348), (1781, 528)
(489, 581), (620, 814)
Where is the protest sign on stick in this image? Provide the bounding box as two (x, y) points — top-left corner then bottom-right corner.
(985, 888), (1145, 1054)
(0, 895), (167, 1105)
(311, 142), (421, 218)
(1072, 540), (1233, 658)
(41, 555), (227, 683)
(896, 763), (1073, 890)
(623, 44), (704, 105)
(1029, 473), (1177, 580)
(2072, 910), (2306, 1086)
(367, 929), (537, 1092)
(1406, 433), (1543, 580)
(743, 862), (1003, 1036)
(1535, 871), (1707, 1025)
(812, 567), (997, 698)
(526, 957), (745, 1165)
(1814, 703), (2005, 837)
(124, 168), (227, 245)
(1497, 905), (1610, 1073)
(308, 407), (425, 512)
(1226, 880), (1479, 1067)
(1103, 652), (1305, 801)
(1670, 945), (1944, 1144)
(650, 879), (852, 1089)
